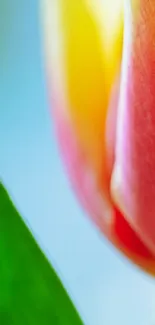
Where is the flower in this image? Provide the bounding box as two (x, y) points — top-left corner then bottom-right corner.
(42, 0), (155, 276)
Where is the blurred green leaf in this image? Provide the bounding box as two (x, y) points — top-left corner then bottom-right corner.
(0, 182), (83, 325)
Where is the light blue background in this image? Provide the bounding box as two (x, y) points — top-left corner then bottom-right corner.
(1, 1), (154, 324)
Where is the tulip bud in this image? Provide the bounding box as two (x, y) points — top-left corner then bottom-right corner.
(42, 0), (155, 276)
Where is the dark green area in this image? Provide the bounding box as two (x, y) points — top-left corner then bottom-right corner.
(0, 183), (83, 325)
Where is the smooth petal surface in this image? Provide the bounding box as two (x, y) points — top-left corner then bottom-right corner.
(43, 0), (123, 207)
(53, 97), (155, 276)
(42, 0), (155, 276)
(61, 0), (123, 190)
(112, 0), (155, 255)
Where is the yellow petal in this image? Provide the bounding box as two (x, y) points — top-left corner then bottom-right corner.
(59, 0), (124, 196)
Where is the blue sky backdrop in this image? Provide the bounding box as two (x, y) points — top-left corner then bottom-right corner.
(1, 1), (155, 324)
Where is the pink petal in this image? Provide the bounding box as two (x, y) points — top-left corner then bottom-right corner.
(112, 0), (155, 254)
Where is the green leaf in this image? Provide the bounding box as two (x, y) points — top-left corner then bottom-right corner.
(0, 182), (83, 325)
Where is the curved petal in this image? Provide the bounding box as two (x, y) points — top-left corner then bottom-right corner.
(53, 94), (155, 276)
(62, 0), (123, 198)
(42, 0), (155, 276)
(42, 0), (124, 205)
(112, 0), (155, 254)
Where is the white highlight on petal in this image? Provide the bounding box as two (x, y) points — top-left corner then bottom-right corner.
(111, 0), (132, 214)
(86, 0), (123, 54)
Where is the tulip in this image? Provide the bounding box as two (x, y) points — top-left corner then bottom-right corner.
(42, 0), (155, 276)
